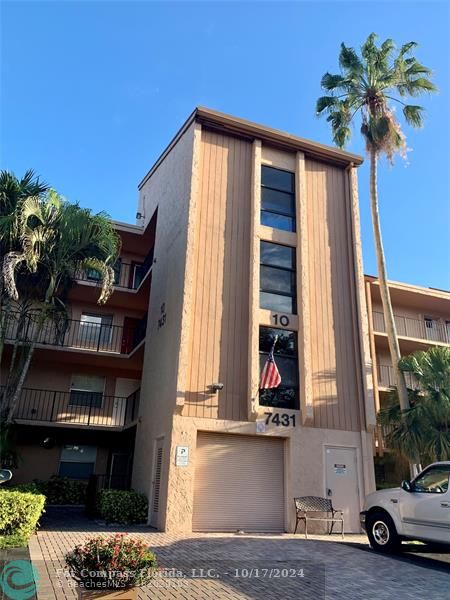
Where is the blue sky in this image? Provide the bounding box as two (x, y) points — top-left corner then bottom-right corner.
(2, 1), (449, 289)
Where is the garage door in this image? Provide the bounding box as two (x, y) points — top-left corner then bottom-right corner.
(193, 432), (285, 532)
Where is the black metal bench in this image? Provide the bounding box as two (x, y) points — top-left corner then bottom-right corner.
(294, 496), (344, 538)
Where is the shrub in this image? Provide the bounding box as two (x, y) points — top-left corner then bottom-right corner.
(13, 476), (87, 504)
(98, 489), (148, 524)
(65, 534), (157, 590)
(0, 490), (45, 547)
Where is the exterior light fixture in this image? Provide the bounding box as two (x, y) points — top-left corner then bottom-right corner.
(208, 383), (224, 393)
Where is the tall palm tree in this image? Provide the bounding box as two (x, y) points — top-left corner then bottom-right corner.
(316, 33), (436, 415)
(0, 172), (120, 427)
(378, 347), (450, 466)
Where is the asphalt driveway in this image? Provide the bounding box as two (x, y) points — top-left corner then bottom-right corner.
(24, 508), (449, 600)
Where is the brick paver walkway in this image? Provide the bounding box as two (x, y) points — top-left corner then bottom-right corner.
(26, 508), (449, 600)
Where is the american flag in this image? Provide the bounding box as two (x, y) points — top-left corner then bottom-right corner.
(259, 338), (281, 389)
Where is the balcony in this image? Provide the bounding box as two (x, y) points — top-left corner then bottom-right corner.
(7, 387), (140, 429)
(377, 364), (419, 390)
(4, 312), (146, 355)
(76, 248), (154, 291)
(373, 311), (450, 345)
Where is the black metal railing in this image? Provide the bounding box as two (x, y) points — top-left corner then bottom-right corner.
(76, 248), (154, 290)
(5, 386), (140, 428)
(4, 312), (146, 355)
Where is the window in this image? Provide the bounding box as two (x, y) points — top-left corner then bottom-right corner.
(78, 313), (113, 349)
(261, 165), (295, 232)
(259, 326), (299, 410)
(59, 445), (97, 480)
(424, 316), (439, 341)
(260, 241), (296, 314)
(413, 465), (450, 493)
(132, 263), (145, 289)
(69, 375), (105, 408)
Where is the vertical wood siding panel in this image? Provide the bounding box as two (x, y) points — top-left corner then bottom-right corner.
(305, 160), (360, 431)
(185, 131), (251, 420)
(332, 166), (351, 430)
(186, 137), (209, 409)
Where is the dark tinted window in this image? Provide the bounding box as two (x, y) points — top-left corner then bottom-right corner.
(259, 326), (299, 410)
(260, 241), (296, 314)
(262, 166), (294, 193)
(413, 466), (450, 493)
(261, 166), (295, 232)
(261, 241), (295, 269)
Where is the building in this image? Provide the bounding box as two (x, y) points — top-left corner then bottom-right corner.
(1, 218), (156, 488)
(130, 108), (376, 533)
(4, 108), (378, 533)
(365, 276), (450, 481)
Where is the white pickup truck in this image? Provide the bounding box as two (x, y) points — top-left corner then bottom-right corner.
(360, 461), (450, 552)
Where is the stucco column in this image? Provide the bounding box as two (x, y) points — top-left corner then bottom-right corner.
(176, 122), (202, 412)
(296, 151), (313, 425)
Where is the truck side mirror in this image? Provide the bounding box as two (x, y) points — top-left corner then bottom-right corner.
(401, 480), (412, 492)
(0, 469), (12, 484)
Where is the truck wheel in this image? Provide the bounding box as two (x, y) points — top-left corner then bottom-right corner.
(366, 511), (400, 553)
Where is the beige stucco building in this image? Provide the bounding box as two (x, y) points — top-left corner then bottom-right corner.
(365, 276), (450, 482)
(4, 108), (390, 533)
(129, 108), (377, 533)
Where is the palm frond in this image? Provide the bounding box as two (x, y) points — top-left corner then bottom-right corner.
(320, 72), (349, 92)
(402, 105), (424, 128)
(339, 43), (363, 74)
(317, 33), (436, 160)
(316, 96), (341, 114)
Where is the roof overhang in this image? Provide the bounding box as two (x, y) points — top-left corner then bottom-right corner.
(195, 106), (364, 167)
(138, 106), (363, 189)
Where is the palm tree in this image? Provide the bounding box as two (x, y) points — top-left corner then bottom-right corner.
(378, 347), (450, 467)
(0, 170), (49, 365)
(0, 172), (120, 428)
(316, 33), (436, 416)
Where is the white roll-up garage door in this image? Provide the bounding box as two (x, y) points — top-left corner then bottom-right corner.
(193, 432), (285, 532)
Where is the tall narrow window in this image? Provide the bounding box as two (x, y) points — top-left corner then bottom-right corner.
(259, 326), (299, 410)
(261, 165), (295, 232)
(260, 241), (296, 314)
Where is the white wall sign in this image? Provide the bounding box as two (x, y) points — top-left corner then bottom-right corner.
(175, 445), (189, 466)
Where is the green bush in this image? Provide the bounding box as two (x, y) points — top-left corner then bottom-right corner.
(98, 489), (148, 524)
(13, 476), (87, 504)
(0, 490), (45, 547)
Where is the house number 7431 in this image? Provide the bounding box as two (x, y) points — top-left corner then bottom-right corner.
(272, 314), (290, 327)
(264, 412), (296, 427)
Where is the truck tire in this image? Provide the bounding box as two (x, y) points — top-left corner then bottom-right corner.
(366, 511), (401, 553)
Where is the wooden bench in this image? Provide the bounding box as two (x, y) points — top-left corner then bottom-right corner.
(294, 496), (344, 539)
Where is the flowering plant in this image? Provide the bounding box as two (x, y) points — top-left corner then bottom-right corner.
(65, 534), (157, 590)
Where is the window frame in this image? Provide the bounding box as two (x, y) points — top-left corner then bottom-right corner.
(412, 465), (450, 494)
(68, 374), (105, 409)
(260, 241), (297, 315)
(261, 165), (296, 233)
(58, 444), (97, 480)
(258, 325), (299, 410)
(79, 313), (113, 348)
